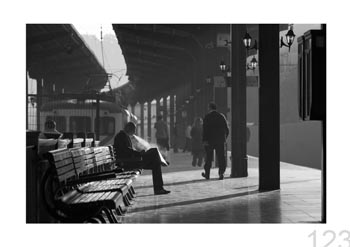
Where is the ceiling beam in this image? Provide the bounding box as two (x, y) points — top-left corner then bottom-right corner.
(124, 57), (178, 70)
(123, 51), (187, 70)
(26, 29), (73, 46)
(119, 42), (193, 62)
(116, 25), (194, 46)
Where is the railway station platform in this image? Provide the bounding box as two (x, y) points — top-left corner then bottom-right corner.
(121, 151), (321, 223)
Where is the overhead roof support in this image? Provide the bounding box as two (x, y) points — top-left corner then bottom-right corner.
(27, 24), (108, 93)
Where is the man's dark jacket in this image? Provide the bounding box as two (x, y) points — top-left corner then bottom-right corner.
(114, 130), (141, 158)
(203, 110), (229, 145)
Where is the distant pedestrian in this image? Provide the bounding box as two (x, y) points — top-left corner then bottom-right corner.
(183, 124), (192, 152)
(191, 117), (205, 167)
(202, 102), (229, 180)
(154, 115), (169, 154)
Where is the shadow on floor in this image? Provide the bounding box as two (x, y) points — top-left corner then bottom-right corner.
(134, 175), (256, 190)
(134, 178), (208, 189)
(135, 193), (156, 198)
(130, 189), (261, 213)
(233, 178), (320, 190)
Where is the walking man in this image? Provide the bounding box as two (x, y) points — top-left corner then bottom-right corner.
(202, 102), (229, 180)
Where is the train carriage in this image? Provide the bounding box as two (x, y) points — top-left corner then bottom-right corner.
(40, 99), (137, 146)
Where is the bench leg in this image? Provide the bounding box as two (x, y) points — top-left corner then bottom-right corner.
(101, 208), (119, 223)
(128, 189), (135, 199)
(96, 213), (108, 223)
(130, 186), (136, 196)
(123, 196), (132, 206)
(116, 205), (127, 216)
(85, 217), (103, 223)
(126, 191), (134, 202)
(109, 209), (120, 223)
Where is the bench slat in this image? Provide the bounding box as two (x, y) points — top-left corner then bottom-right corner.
(54, 158), (73, 169)
(56, 164), (75, 176)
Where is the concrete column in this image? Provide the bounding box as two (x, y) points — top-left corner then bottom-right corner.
(140, 102), (145, 138)
(187, 82), (194, 125)
(197, 45), (204, 117)
(169, 94), (175, 146)
(199, 76), (206, 118)
(26, 74), (29, 129)
(259, 24), (280, 191)
(156, 98), (161, 119)
(37, 78), (43, 131)
(193, 64), (199, 117)
(230, 25), (248, 178)
(178, 86), (186, 147)
(163, 95), (168, 123)
(204, 82), (211, 113)
(175, 99), (182, 152)
(147, 101), (152, 141)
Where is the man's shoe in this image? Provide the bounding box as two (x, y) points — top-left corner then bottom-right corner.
(201, 172), (210, 180)
(154, 189), (171, 195)
(219, 174), (224, 180)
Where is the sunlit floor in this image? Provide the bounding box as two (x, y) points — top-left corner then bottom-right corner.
(121, 151), (321, 223)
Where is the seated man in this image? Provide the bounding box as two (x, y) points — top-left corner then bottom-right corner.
(39, 120), (63, 139)
(114, 122), (170, 195)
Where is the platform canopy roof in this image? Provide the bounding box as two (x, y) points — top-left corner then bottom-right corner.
(113, 24), (289, 104)
(113, 24), (220, 103)
(27, 24), (108, 93)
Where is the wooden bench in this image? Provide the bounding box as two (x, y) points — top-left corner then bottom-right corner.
(41, 145), (141, 223)
(71, 146), (137, 206)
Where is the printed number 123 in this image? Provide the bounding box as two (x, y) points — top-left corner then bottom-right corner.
(308, 230), (350, 247)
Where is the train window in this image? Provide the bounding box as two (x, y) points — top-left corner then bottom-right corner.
(70, 116), (91, 133)
(95, 117), (115, 135)
(46, 116), (66, 132)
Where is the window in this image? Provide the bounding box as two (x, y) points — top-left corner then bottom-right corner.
(95, 117), (115, 135)
(70, 116), (91, 133)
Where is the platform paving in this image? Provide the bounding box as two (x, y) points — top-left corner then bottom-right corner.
(122, 151), (321, 223)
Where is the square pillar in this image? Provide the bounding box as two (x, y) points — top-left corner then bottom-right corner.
(26, 74), (29, 129)
(147, 101), (152, 141)
(36, 78), (43, 131)
(163, 95), (168, 123)
(140, 102), (145, 138)
(259, 24), (280, 191)
(230, 24), (248, 178)
(156, 98), (161, 119)
(169, 94), (175, 146)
